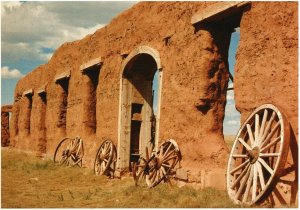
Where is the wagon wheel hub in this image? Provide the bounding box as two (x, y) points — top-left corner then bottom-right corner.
(148, 158), (157, 169)
(62, 149), (71, 157)
(149, 157), (162, 169)
(247, 147), (259, 164)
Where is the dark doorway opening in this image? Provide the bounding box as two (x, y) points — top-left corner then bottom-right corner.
(56, 78), (69, 131)
(83, 67), (100, 134)
(38, 91), (47, 153)
(120, 53), (159, 170)
(24, 94), (33, 135)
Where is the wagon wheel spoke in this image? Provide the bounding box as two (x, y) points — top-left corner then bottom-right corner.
(257, 158), (274, 175)
(59, 154), (67, 164)
(132, 157), (148, 186)
(231, 164), (250, 189)
(229, 159), (249, 175)
(260, 122), (280, 148)
(260, 111), (276, 142)
(94, 139), (116, 177)
(246, 124), (255, 147)
(256, 162), (266, 189)
(259, 153), (279, 157)
(69, 137), (84, 167)
(163, 155), (179, 163)
(232, 154), (248, 158)
(258, 110), (268, 140)
(134, 166), (144, 185)
(252, 163), (258, 201)
(145, 147), (150, 161)
(260, 136), (281, 152)
(242, 166), (254, 203)
(227, 104), (290, 205)
(235, 164), (252, 200)
(238, 138), (251, 151)
(254, 114), (260, 141)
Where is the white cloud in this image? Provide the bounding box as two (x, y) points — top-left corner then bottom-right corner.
(225, 102), (240, 117)
(227, 120), (239, 125)
(226, 90), (234, 100)
(224, 88), (241, 134)
(2, 3), (106, 65)
(1, 2), (135, 73)
(1, 2), (22, 13)
(1, 66), (24, 79)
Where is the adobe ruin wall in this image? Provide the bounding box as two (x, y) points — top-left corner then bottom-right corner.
(11, 1), (231, 172)
(9, 1), (298, 203)
(1, 105), (12, 147)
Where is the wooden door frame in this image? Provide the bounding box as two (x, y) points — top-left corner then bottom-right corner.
(116, 46), (163, 170)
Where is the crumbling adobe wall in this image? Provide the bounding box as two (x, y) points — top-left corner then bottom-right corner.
(11, 65), (51, 153)
(235, 2), (298, 205)
(1, 105), (12, 147)
(9, 1), (298, 197)
(235, 2), (298, 136)
(11, 1), (230, 181)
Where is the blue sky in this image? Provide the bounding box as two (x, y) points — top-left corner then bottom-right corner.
(1, 1), (240, 135)
(1, 1), (136, 104)
(224, 30), (241, 135)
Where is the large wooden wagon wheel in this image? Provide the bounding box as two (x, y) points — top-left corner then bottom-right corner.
(227, 104), (290, 205)
(133, 139), (181, 188)
(54, 136), (84, 167)
(94, 139), (117, 178)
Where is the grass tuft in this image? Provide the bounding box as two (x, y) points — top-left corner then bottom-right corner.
(58, 193), (64, 201)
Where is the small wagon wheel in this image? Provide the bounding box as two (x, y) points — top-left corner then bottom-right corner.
(54, 136), (84, 167)
(132, 143), (155, 186)
(227, 104), (290, 205)
(132, 157), (148, 186)
(94, 139), (117, 177)
(146, 139), (181, 188)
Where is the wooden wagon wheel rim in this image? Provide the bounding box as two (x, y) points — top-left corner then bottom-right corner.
(94, 139), (116, 176)
(53, 136), (84, 167)
(227, 104), (290, 205)
(145, 139), (181, 188)
(54, 137), (71, 165)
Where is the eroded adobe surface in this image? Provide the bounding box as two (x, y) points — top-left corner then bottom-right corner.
(11, 1), (231, 173)
(9, 1), (298, 205)
(1, 105), (12, 147)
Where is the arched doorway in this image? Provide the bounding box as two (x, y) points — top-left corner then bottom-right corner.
(117, 46), (162, 171)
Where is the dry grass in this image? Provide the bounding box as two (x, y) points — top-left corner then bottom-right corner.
(2, 148), (240, 208)
(224, 135), (236, 150)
